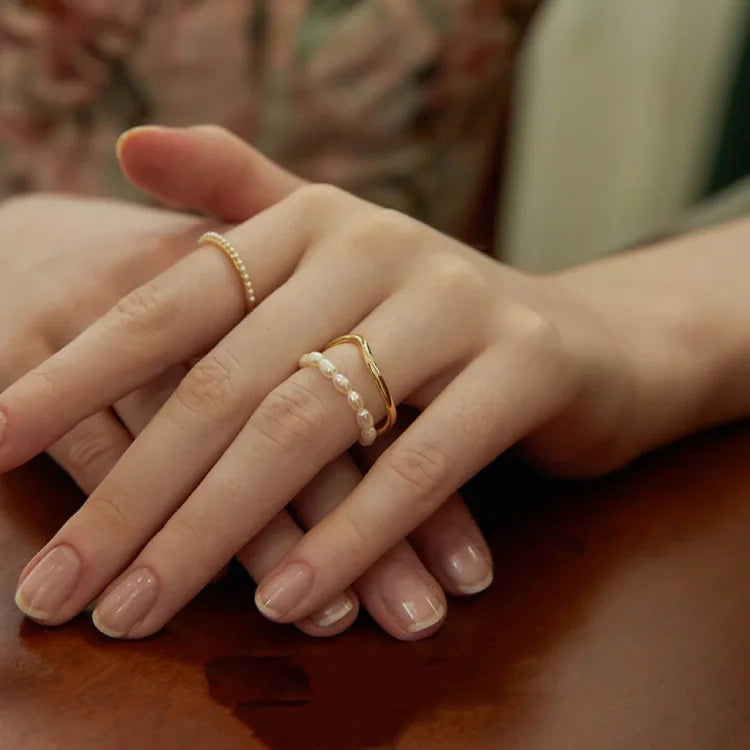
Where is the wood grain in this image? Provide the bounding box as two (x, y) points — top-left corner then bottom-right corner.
(1, 425), (749, 750)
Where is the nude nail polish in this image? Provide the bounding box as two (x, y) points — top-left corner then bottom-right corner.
(255, 562), (314, 621)
(379, 563), (446, 633)
(15, 545), (81, 620)
(307, 593), (355, 629)
(92, 569), (158, 638)
(0, 410), (6, 443)
(439, 537), (493, 595)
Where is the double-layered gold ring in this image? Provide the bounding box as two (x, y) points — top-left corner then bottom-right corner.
(326, 334), (396, 437)
(299, 334), (397, 446)
(198, 231), (256, 312)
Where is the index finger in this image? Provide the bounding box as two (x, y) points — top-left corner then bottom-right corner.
(0, 186), (352, 472)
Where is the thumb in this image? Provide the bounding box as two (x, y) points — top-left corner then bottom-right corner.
(116, 125), (306, 222)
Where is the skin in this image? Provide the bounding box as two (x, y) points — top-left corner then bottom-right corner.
(4, 126), (750, 641)
(0, 130), (495, 640)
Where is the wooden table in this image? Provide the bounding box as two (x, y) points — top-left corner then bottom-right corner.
(1, 425), (749, 750)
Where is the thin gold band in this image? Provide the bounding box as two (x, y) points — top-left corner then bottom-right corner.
(326, 334), (397, 437)
(198, 231), (256, 312)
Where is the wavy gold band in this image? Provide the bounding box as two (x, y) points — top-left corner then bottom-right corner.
(326, 334), (397, 438)
(198, 231), (256, 312)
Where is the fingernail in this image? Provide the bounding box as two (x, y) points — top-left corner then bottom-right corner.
(115, 125), (165, 158)
(255, 562), (314, 621)
(439, 536), (493, 595)
(306, 592), (355, 629)
(92, 568), (158, 638)
(15, 545), (81, 620)
(379, 563), (445, 633)
(0, 410), (6, 443)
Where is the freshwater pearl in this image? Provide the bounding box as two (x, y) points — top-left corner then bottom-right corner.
(356, 409), (374, 430)
(347, 390), (364, 411)
(359, 427), (377, 446)
(332, 373), (351, 393)
(319, 358), (337, 378)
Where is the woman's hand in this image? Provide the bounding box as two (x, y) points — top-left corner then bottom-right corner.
(5, 126), (748, 641)
(0, 192), (204, 489)
(1, 129), (496, 640)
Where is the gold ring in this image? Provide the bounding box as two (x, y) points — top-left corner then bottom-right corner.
(326, 334), (397, 438)
(198, 231), (256, 312)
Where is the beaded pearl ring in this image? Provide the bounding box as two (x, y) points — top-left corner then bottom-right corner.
(299, 352), (378, 446)
(198, 231), (256, 312)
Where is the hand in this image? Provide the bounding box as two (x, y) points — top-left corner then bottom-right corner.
(4, 126), (722, 642)
(0, 192), (203, 488)
(2, 127), (495, 640)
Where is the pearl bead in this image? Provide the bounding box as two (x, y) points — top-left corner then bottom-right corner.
(356, 409), (374, 429)
(308, 352), (323, 365)
(359, 427), (377, 446)
(298, 353), (310, 367)
(319, 358), (337, 378)
(347, 390), (364, 411)
(332, 373), (351, 394)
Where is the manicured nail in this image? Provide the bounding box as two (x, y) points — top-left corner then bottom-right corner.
(439, 536), (493, 595)
(92, 568), (158, 638)
(306, 592), (355, 629)
(0, 410), (6, 443)
(255, 562), (314, 621)
(379, 563), (445, 633)
(15, 545), (81, 620)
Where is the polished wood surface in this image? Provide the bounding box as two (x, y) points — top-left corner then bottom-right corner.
(1, 426), (749, 749)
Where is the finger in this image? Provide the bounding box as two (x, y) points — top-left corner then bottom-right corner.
(407, 496), (493, 597)
(117, 125), (305, 221)
(45, 412), (132, 495)
(257, 343), (567, 622)
(0, 186), (358, 470)
(113, 366), (187, 435)
(69, 277), (475, 637)
(10, 201), (393, 626)
(235, 504), (359, 639)
(49, 368), (188, 496)
(288, 454), (447, 640)
(355, 420), (493, 597)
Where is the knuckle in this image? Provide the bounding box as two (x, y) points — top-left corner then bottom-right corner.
(384, 442), (452, 496)
(429, 256), (489, 301)
(251, 381), (327, 450)
(84, 493), (130, 535)
(337, 510), (371, 553)
(505, 305), (562, 356)
(288, 183), (347, 223)
(165, 515), (210, 559)
(22, 364), (59, 402)
(368, 209), (421, 245)
(174, 352), (241, 416)
(114, 281), (174, 332)
(64, 429), (118, 476)
(342, 209), (419, 260)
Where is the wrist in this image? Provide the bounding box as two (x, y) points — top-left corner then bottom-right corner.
(552, 220), (750, 455)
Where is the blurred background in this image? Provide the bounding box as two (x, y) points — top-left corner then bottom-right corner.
(501, 0), (750, 270)
(1, 0), (748, 271)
